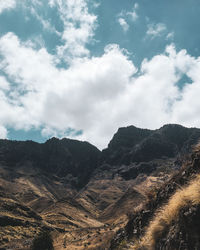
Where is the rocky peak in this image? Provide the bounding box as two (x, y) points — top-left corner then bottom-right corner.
(101, 124), (200, 166)
(107, 126), (152, 150)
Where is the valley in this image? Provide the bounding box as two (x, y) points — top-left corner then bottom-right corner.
(0, 124), (200, 249)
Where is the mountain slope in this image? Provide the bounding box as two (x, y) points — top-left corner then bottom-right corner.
(0, 137), (100, 189)
(102, 124), (200, 166)
(1, 124), (200, 249)
(110, 144), (200, 249)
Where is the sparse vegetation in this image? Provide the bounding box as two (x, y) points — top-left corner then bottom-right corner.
(144, 184), (160, 202)
(134, 174), (200, 249)
(1, 125), (200, 249)
(118, 239), (127, 249)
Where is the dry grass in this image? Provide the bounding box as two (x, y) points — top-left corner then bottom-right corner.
(133, 174), (200, 250)
(0, 225), (40, 248)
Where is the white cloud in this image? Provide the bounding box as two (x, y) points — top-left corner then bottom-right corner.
(147, 23), (167, 38)
(7, 0), (97, 62)
(117, 3), (139, 31)
(0, 32), (200, 149)
(166, 32), (174, 40)
(118, 18), (129, 32)
(0, 125), (7, 139)
(30, 6), (60, 35)
(48, 0), (55, 7)
(134, 3), (139, 9)
(0, 33), (136, 147)
(128, 11), (138, 22)
(0, 76), (10, 90)
(1, 0), (200, 150)
(49, 0), (97, 61)
(127, 3), (139, 22)
(0, 0), (16, 14)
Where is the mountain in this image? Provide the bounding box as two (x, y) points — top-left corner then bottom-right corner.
(102, 124), (200, 164)
(110, 141), (200, 250)
(99, 124), (200, 181)
(0, 137), (100, 189)
(0, 124), (200, 249)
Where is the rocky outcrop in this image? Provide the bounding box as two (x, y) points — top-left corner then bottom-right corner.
(102, 124), (200, 166)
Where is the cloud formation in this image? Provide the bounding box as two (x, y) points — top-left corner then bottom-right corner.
(0, 30), (200, 149)
(117, 3), (139, 32)
(118, 18), (129, 32)
(0, 0), (200, 150)
(0, 0), (16, 13)
(50, 0), (97, 61)
(147, 23), (167, 39)
(7, 0), (97, 62)
(127, 3), (139, 22)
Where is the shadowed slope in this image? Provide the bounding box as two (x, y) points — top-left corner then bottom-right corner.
(110, 144), (200, 249)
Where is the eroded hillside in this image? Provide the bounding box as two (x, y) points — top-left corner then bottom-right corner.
(110, 144), (200, 250)
(0, 124), (200, 249)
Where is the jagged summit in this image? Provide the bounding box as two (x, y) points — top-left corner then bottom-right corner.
(102, 124), (200, 166)
(107, 125), (152, 150)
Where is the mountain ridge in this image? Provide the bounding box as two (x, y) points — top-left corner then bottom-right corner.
(1, 123), (200, 249)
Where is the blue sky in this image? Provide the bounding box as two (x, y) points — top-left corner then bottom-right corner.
(0, 0), (200, 149)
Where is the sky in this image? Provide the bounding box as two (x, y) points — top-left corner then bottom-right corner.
(0, 0), (200, 149)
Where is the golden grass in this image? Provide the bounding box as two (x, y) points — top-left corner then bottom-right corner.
(0, 225), (40, 246)
(133, 174), (200, 250)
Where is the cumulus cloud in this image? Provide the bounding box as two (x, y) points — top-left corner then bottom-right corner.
(147, 23), (167, 39)
(1, 0), (200, 150)
(118, 18), (129, 32)
(1, 31), (200, 149)
(0, 0), (16, 14)
(0, 33), (136, 147)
